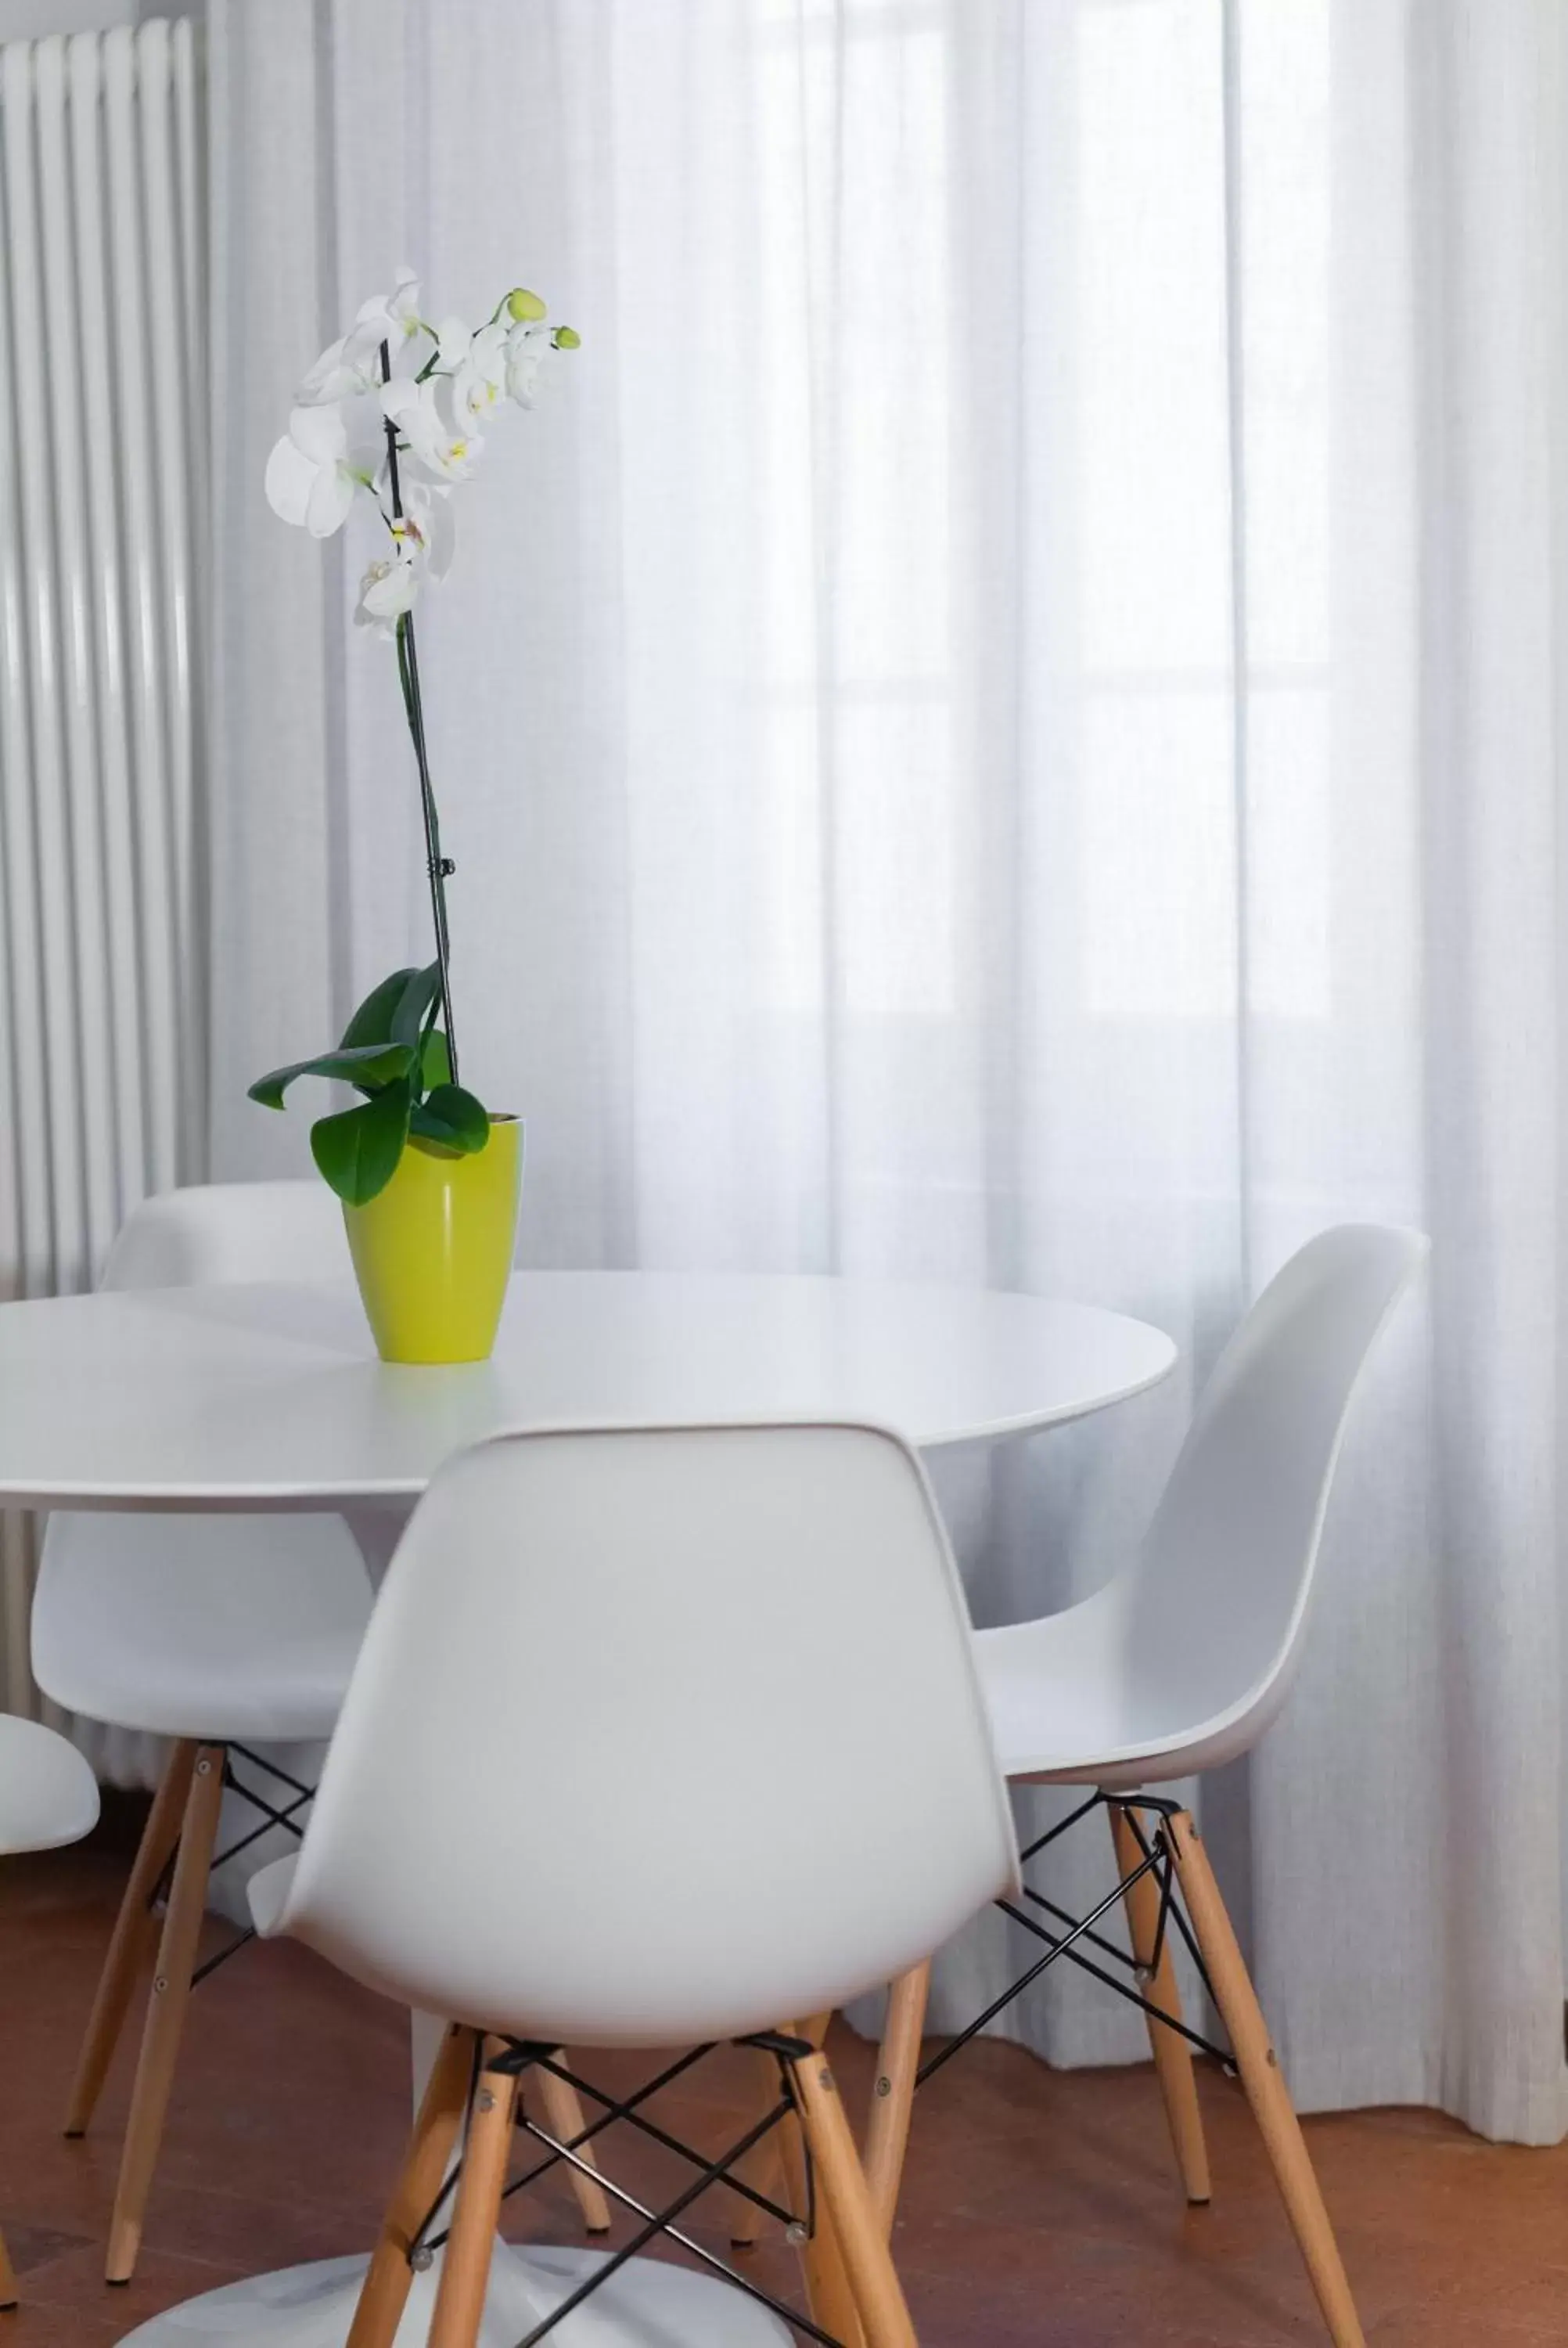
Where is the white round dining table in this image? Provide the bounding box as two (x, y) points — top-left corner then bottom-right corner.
(0, 1268), (1175, 2347)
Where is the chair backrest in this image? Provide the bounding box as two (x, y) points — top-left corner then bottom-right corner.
(100, 1180), (348, 1291)
(273, 1421), (1019, 2047)
(34, 1183), (365, 1724)
(1123, 1223), (1427, 1762)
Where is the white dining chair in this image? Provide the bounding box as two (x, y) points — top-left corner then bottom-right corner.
(865, 1223), (1428, 2348)
(30, 1182), (611, 2285)
(248, 1419), (1020, 2348)
(0, 1712), (100, 2306)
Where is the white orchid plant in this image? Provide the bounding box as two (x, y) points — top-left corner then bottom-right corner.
(249, 268), (577, 1205)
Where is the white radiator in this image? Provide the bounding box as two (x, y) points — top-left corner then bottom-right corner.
(0, 17), (204, 1712)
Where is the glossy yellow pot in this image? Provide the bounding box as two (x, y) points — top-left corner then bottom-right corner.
(343, 1117), (522, 1364)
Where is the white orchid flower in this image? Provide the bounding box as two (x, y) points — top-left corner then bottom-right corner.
(353, 484), (455, 636)
(433, 315), (473, 370)
(297, 270), (425, 406)
(380, 373), (483, 486)
(431, 315), (511, 432)
(354, 542), (419, 634)
(451, 322), (510, 434)
(502, 318), (555, 409)
(268, 273), (576, 610)
(264, 395), (382, 537)
(353, 267), (424, 353)
(426, 316), (509, 434)
(297, 332), (380, 407)
(396, 482), (455, 580)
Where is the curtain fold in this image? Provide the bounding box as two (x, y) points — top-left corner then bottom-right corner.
(203, 0), (1568, 2141)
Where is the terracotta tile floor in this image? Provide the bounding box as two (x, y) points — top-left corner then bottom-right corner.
(1, 1819), (1565, 2344)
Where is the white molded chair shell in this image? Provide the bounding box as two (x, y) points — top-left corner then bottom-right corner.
(976, 1225), (1428, 1787)
(257, 1421), (1019, 2047)
(32, 1514), (372, 1741)
(0, 1714), (100, 1856)
(95, 1180), (356, 1291)
(31, 1184), (372, 1742)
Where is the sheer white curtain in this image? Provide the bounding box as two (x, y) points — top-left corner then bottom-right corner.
(205, 0), (1568, 2142)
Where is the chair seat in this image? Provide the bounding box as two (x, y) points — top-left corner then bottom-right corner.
(973, 1586), (1254, 1788)
(32, 1513), (372, 1743)
(0, 1713), (100, 1856)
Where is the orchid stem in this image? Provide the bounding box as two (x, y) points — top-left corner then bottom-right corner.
(381, 338), (460, 1086)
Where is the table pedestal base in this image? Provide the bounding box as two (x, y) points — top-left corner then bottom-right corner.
(116, 2238), (792, 2346)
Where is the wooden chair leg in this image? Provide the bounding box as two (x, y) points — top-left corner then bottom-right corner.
(789, 2049), (919, 2348)
(534, 2053), (611, 2235)
(779, 2015), (866, 2348)
(430, 2037), (518, 2348)
(105, 1743), (225, 2285)
(0, 2220), (17, 2310)
(65, 1740), (198, 2137)
(1109, 1802), (1211, 2205)
(347, 2024), (477, 2348)
(864, 1961), (929, 2238)
(1164, 1812), (1365, 2348)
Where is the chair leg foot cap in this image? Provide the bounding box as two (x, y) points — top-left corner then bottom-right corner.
(1187, 2195), (1212, 2208)
(587, 2226), (611, 2238)
(62, 2129), (84, 2141)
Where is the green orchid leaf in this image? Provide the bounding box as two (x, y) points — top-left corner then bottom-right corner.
(391, 962), (443, 1047)
(310, 1079), (412, 1205)
(409, 1084), (490, 1156)
(407, 1108), (461, 1156)
(340, 967), (419, 1050)
(420, 1027), (452, 1090)
(248, 1039), (418, 1111)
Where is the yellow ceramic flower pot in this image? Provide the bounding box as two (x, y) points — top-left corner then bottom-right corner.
(343, 1116), (522, 1364)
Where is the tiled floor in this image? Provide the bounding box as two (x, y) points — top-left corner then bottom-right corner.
(0, 1820), (1564, 2344)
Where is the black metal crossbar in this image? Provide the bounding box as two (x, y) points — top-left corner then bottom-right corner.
(1016, 1879), (1144, 1975)
(995, 1896), (1232, 2069)
(917, 1842), (1164, 2086)
(491, 2045), (721, 2217)
(210, 1763), (311, 1876)
(419, 2040), (798, 2255)
(916, 1796), (1235, 2086)
(228, 1743), (318, 1806)
(1016, 1806), (1229, 2060)
(190, 1926), (257, 1988)
(516, 2049), (799, 2235)
(509, 2099), (835, 2348)
(407, 2034), (844, 2348)
(1015, 1786), (1106, 1867)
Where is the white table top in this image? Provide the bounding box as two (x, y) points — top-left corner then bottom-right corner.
(0, 1269), (1176, 1511)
